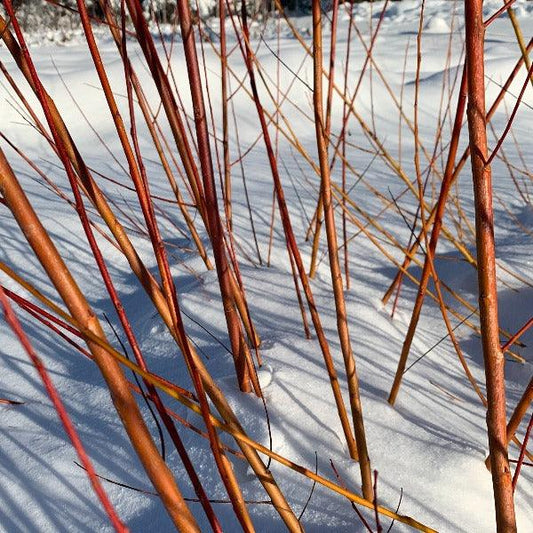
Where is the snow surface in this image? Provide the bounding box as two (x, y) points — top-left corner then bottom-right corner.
(0, 1), (532, 532)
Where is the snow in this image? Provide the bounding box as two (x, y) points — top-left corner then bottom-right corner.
(1, 1), (532, 532)
(423, 16), (451, 34)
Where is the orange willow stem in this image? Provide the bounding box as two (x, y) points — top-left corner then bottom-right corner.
(2, 5), (202, 529)
(505, 377), (533, 452)
(464, 2), (516, 531)
(388, 67), (468, 405)
(0, 143), (199, 532)
(503, 1), (533, 89)
(312, 0), (372, 500)
(0, 286), (128, 533)
(308, 0), (341, 280)
(238, 0), (358, 462)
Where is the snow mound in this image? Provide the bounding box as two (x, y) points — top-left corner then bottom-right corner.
(423, 16), (452, 34)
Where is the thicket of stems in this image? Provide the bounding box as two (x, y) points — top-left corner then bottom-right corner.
(0, 1), (530, 531)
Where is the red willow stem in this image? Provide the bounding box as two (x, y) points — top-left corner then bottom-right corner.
(485, 60), (533, 167)
(3, 285), (93, 359)
(219, 0), (232, 230)
(501, 316), (533, 352)
(511, 412), (533, 491)
(483, 0), (517, 27)
(341, 0), (355, 290)
(0, 286), (128, 533)
(173, 0), (256, 397)
(464, 2), (516, 531)
(3, 285), (80, 337)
